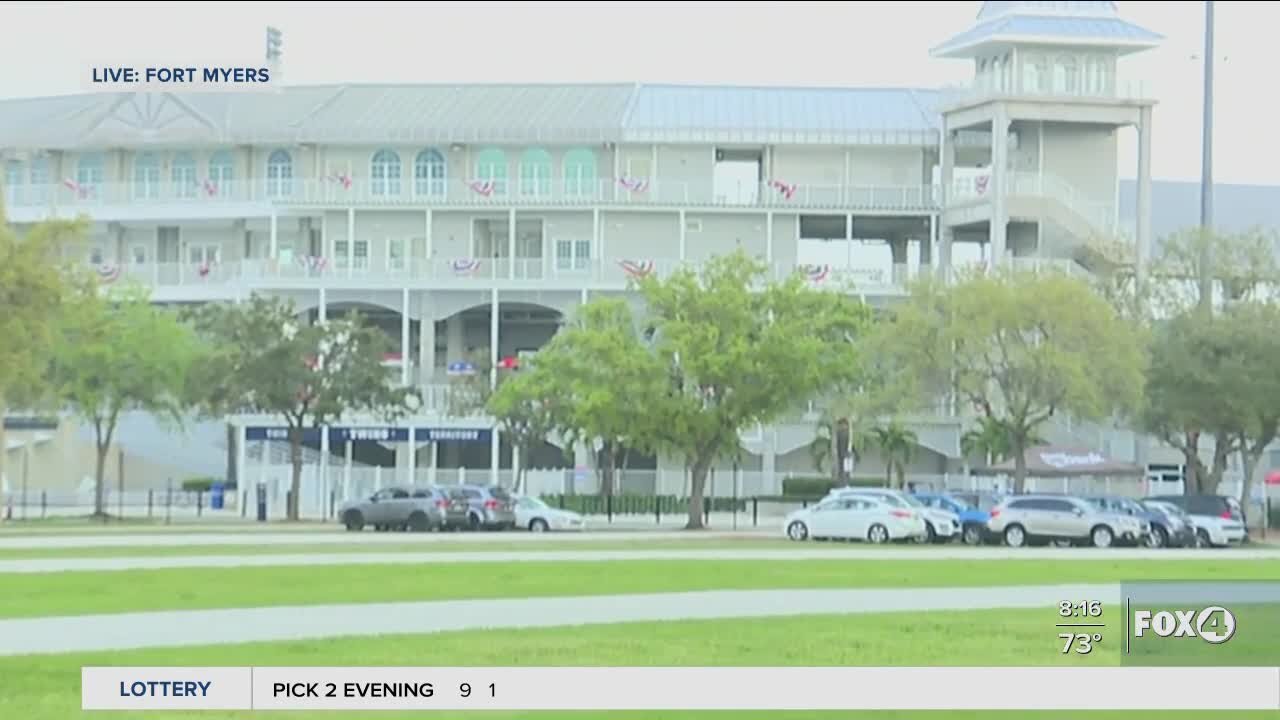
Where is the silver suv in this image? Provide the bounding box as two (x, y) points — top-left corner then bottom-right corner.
(988, 494), (1148, 548)
(339, 486), (449, 532)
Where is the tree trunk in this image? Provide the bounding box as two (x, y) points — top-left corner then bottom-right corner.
(884, 462), (892, 488)
(1239, 442), (1260, 529)
(895, 460), (906, 490)
(685, 455), (711, 530)
(1012, 440), (1028, 494)
(93, 418), (116, 518)
(1182, 431), (1202, 494)
(600, 443), (615, 497)
(288, 426), (303, 521)
(834, 418), (850, 484)
(1207, 432), (1232, 495)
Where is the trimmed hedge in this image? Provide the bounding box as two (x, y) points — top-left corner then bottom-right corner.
(540, 494), (747, 516)
(780, 475), (887, 498)
(181, 478), (236, 492)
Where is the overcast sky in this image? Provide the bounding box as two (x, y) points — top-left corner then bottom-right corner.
(1, 1), (1272, 184)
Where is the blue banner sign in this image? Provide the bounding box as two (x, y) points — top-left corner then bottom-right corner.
(245, 426), (492, 443)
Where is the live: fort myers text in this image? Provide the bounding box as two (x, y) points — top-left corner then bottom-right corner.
(90, 66), (271, 84)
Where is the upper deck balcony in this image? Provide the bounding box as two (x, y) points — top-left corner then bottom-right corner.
(3, 176), (939, 221)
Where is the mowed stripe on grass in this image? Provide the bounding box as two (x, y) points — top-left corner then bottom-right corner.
(4, 559), (1278, 619)
(1, 608), (1274, 720)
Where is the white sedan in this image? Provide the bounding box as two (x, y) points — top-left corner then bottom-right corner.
(514, 496), (586, 532)
(783, 496), (927, 544)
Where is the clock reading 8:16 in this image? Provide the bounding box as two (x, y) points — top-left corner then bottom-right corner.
(1059, 601), (1102, 617)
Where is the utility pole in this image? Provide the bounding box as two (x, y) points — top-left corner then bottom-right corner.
(1197, 0), (1215, 315)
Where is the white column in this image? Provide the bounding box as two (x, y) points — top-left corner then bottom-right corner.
(1136, 106), (1153, 285)
(425, 208), (434, 270)
(612, 148), (620, 202)
(319, 427), (330, 520)
(420, 306), (435, 384)
(407, 427), (416, 486)
(990, 109), (1010, 268)
(765, 210), (774, 265)
(581, 288), (588, 305)
(257, 440), (268, 512)
(927, 213), (937, 268)
(269, 210), (278, 262)
(512, 444), (521, 492)
(321, 212), (328, 260)
(845, 213), (853, 267)
(843, 148), (851, 203)
(507, 207), (516, 279)
(428, 441), (438, 486)
(939, 125), (955, 280)
(346, 208), (355, 278)
(343, 441), (353, 503)
(236, 423), (247, 515)
(592, 208), (602, 273)
(318, 287), (327, 323)
(678, 210), (686, 261)
(400, 288), (410, 386)
(374, 465), (382, 491)
(445, 315), (464, 364)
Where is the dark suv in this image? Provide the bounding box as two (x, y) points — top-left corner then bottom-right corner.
(445, 484), (518, 530)
(1149, 494), (1248, 547)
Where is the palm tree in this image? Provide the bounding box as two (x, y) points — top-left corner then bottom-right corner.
(872, 421), (918, 488)
(961, 416), (1046, 468)
(810, 414), (872, 484)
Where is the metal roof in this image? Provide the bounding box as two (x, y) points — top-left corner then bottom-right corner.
(933, 2), (1161, 58)
(0, 83), (963, 150)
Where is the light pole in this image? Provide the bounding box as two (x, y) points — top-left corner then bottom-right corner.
(1197, 1), (1215, 314)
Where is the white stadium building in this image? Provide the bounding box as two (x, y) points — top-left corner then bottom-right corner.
(2, 1), (1277, 515)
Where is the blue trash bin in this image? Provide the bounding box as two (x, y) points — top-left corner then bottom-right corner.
(210, 482), (225, 510)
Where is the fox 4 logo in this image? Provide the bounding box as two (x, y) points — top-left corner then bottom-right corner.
(1132, 606), (1236, 644)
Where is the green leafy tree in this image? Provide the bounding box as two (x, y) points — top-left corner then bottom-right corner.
(0, 212), (85, 491)
(1139, 227), (1280, 494)
(889, 269), (1145, 493)
(188, 296), (421, 520)
(635, 251), (872, 528)
(872, 421), (918, 488)
(961, 416), (1046, 467)
(1218, 303), (1280, 510)
(49, 285), (198, 517)
(485, 369), (561, 494)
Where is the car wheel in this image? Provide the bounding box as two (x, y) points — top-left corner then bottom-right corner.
(1146, 526), (1168, 549)
(1003, 524), (1027, 548)
(343, 510), (364, 532)
(1091, 525), (1115, 548)
(529, 518), (550, 532)
(1196, 529), (1213, 548)
(916, 522), (936, 544)
(786, 521), (809, 541)
(867, 523), (890, 544)
(962, 524), (983, 546)
(407, 512), (430, 532)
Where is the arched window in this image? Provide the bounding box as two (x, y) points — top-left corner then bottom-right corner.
(209, 150), (233, 195)
(76, 153), (104, 200)
(474, 148), (507, 195)
(518, 148), (552, 197)
(171, 152), (197, 198)
(1055, 55), (1079, 95)
(414, 149), (446, 197)
(134, 152), (160, 199)
(371, 149), (401, 197)
(562, 148), (597, 197)
(266, 149), (293, 198)
(1021, 54), (1046, 94)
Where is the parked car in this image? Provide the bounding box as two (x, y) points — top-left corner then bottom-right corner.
(339, 485), (449, 532)
(829, 488), (960, 543)
(1083, 495), (1166, 547)
(987, 494), (1148, 548)
(1139, 499), (1200, 548)
(784, 495), (927, 544)
(913, 492), (997, 545)
(1148, 494), (1247, 548)
(445, 485), (518, 530)
(514, 496), (585, 532)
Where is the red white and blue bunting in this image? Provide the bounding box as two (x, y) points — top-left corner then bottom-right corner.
(801, 264), (831, 284)
(297, 256), (328, 274)
(467, 180), (495, 197)
(617, 176), (649, 194)
(450, 258), (482, 276)
(618, 259), (655, 279)
(95, 263), (121, 284)
(767, 179), (797, 200)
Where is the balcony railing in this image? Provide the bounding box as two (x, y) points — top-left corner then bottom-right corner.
(939, 79), (1153, 109)
(90, 256), (919, 293)
(3, 177), (939, 213)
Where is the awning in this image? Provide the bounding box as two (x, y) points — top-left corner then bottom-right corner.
(971, 445), (1145, 477)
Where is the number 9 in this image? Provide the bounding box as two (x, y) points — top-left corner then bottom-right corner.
(460, 683), (471, 698)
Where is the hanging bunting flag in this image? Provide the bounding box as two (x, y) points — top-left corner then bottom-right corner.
(618, 259), (655, 279)
(95, 263), (121, 283)
(974, 175), (990, 195)
(450, 258), (482, 275)
(467, 180), (495, 197)
(197, 260), (215, 278)
(202, 179), (219, 197)
(801, 264), (831, 284)
(617, 176), (649, 193)
(297, 255), (328, 273)
(767, 179), (797, 200)
(327, 172), (352, 190)
(62, 178), (90, 199)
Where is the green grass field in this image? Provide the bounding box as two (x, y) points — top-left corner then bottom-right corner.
(5, 558), (1279, 619)
(2, 608), (1276, 720)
